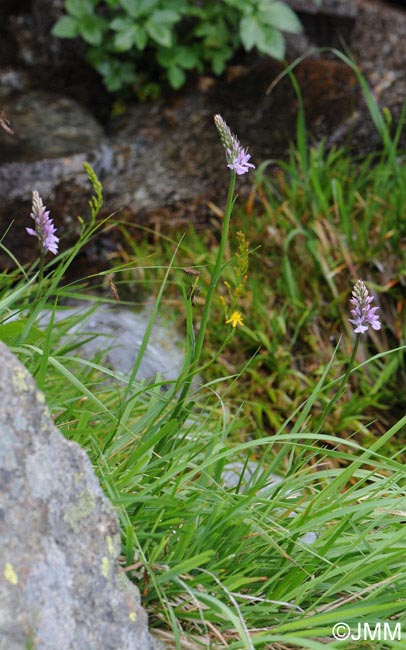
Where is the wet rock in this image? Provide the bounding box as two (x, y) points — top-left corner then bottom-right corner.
(7, 1), (82, 69)
(1, 2), (111, 120)
(102, 56), (359, 217)
(0, 55), (359, 277)
(0, 154), (96, 202)
(0, 341), (153, 650)
(0, 57), (357, 208)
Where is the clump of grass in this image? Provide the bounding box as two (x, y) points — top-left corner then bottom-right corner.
(1, 59), (406, 650)
(110, 135), (406, 454)
(109, 53), (406, 453)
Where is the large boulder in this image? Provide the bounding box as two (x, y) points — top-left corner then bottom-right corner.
(0, 341), (153, 650)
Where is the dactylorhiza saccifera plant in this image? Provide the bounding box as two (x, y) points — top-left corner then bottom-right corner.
(345, 279), (381, 382)
(349, 279), (381, 335)
(26, 190), (59, 279)
(314, 280), (381, 434)
(20, 165), (105, 318)
(173, 114), (255, 411)
(26, 191), (59, 256)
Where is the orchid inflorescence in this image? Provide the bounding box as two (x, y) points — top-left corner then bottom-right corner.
(349, 280), (381, 334)
(26, 191), (59, 255)
(214, 114), (255, 175)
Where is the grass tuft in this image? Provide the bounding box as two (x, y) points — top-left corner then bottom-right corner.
(1, 58), (405, 648)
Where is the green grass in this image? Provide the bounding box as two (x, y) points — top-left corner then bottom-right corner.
(111, 133), (406, 449)
(2, 58), (406, 649)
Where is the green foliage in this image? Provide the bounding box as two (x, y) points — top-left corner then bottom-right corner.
(0, 320), (44, 346)
(110, 54), (406, 444)
(2, 56), (406, 648)
(52, 0), (302, 93)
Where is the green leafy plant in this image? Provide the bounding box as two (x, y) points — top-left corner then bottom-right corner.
(4, 53), (406, 650)
(52, 0), (302, 93)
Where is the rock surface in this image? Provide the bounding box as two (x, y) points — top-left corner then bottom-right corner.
(0, 55), (359, 274)
(0, 89), (112, 206)
(0, 341), (153, 650)
(0, 0), (405, 275)
(333, 0), (406, 153)
(39, 304), (185, 382)
(0, 91), (106, 163)
(286, 0), (358, 46)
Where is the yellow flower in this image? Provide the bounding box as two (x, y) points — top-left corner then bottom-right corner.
(225, 310), (244, 328)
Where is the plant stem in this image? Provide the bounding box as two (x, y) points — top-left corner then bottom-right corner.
(33, 250), (45, 307)
(315, 334), (360, 434)
(194, 172), (236, 367)
(174, 171), (236, 410)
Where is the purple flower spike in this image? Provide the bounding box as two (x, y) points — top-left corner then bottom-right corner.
(214, 114), (255, 176)
(349, 280), (381, 334)
(227, 145), (255, 175)
(26, 191), (59, 255)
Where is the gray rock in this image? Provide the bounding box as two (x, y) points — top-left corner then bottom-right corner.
(102, 55), (359, 216)
(0, 90), (113, 203)
(6, 2), (85, 71)
(286, 0), (357, 47)
(0, 341), (153, 649)
(0, 154), (89, 203)
(38, 304), (185, 382)
(0, 91), (105, 163)
(330, 0), (406, 154)
(0, 146), (113, 203)
(1, 0), (404, 263)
